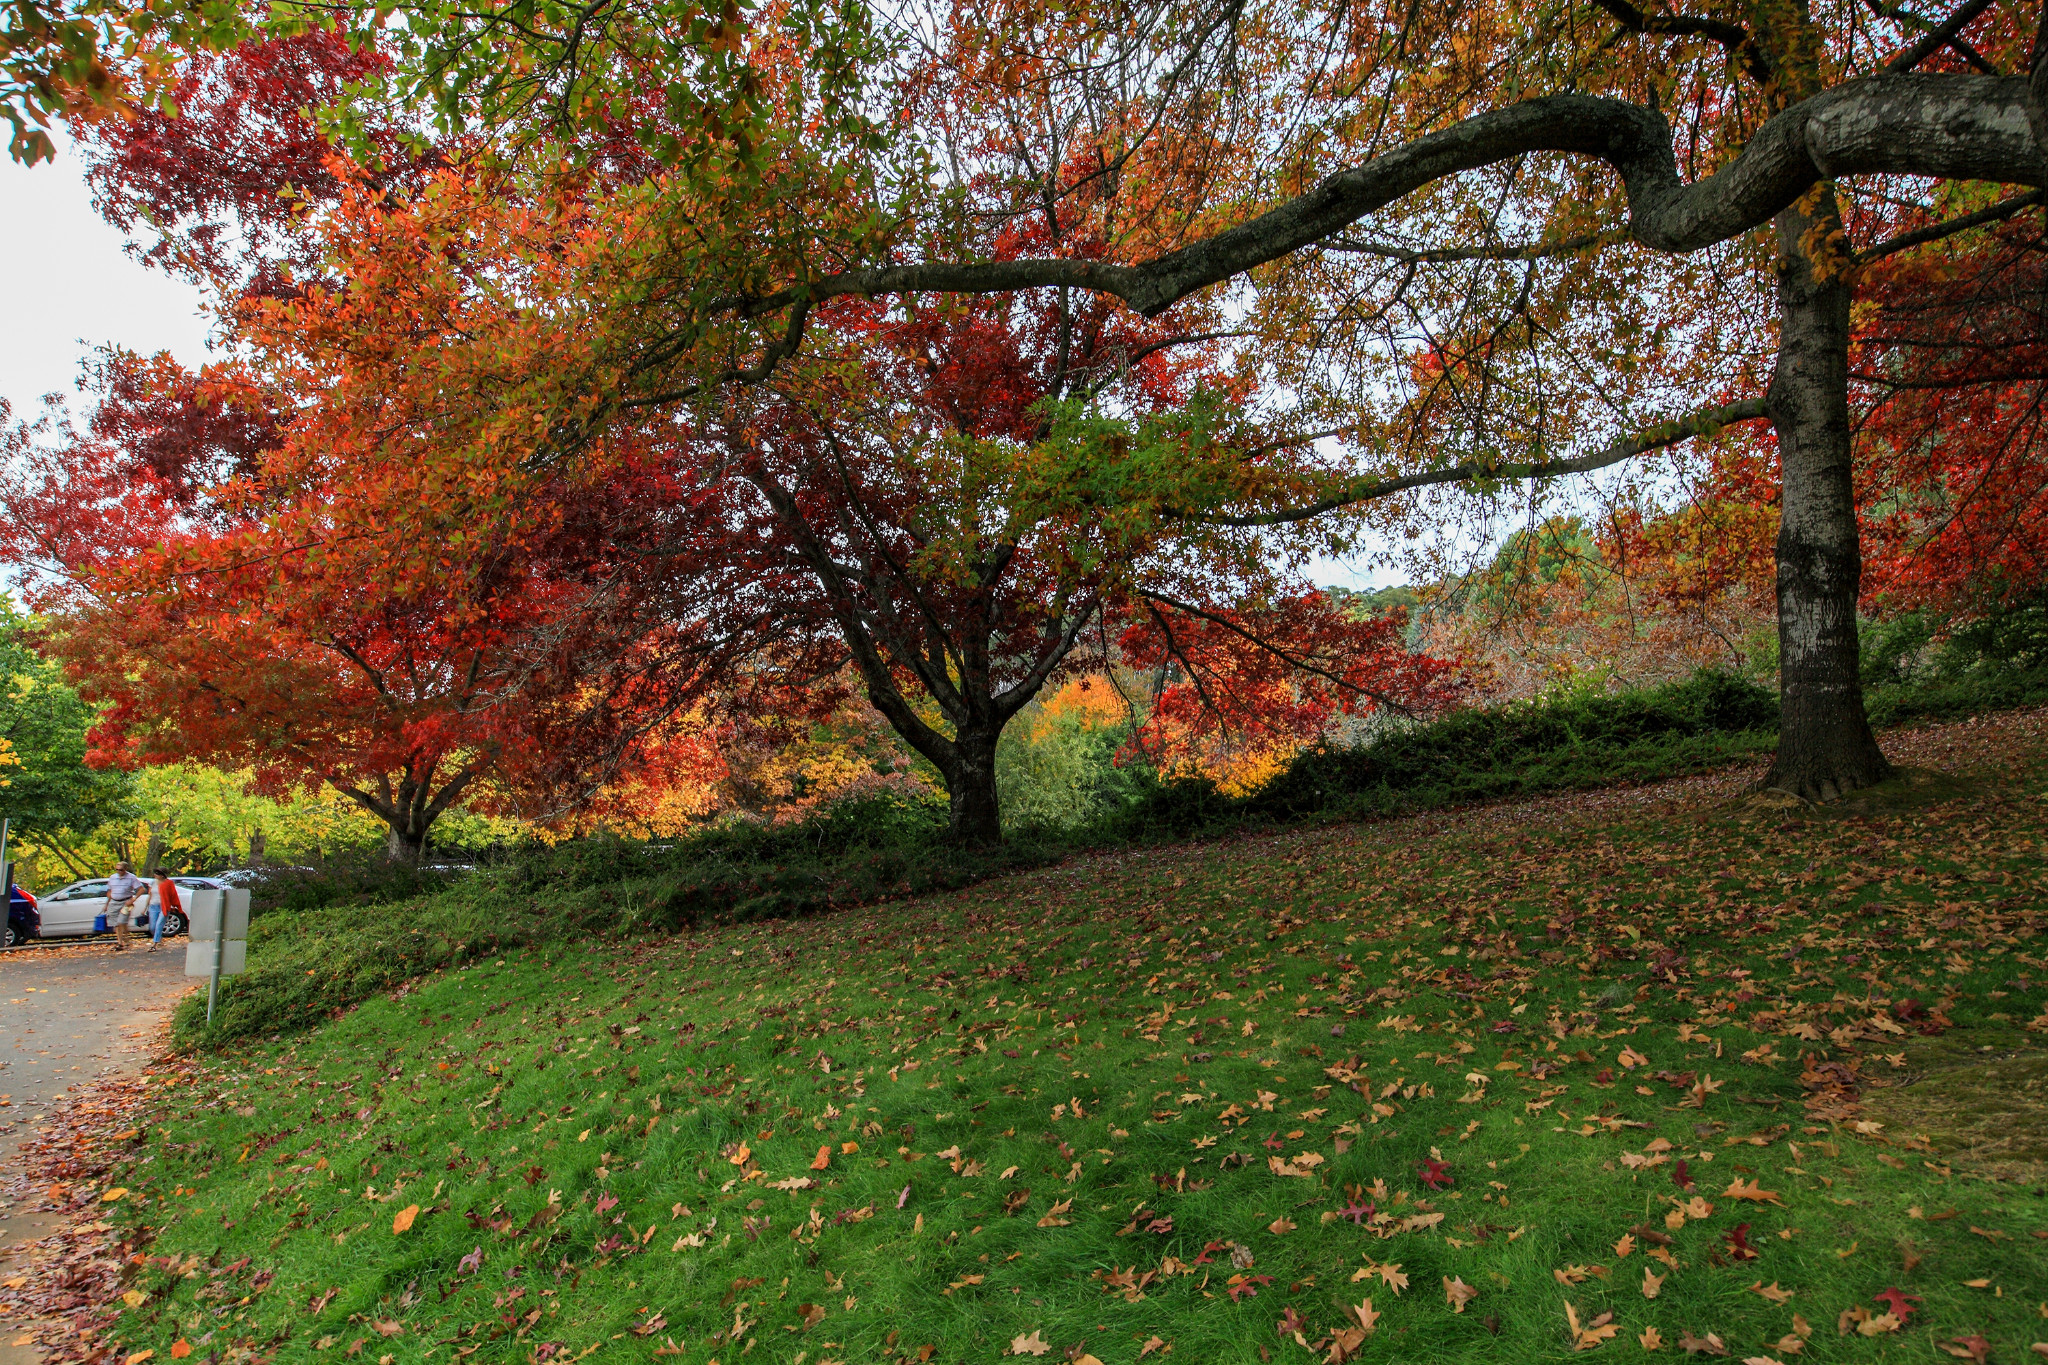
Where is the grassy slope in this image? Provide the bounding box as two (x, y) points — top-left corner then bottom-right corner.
(97, 719), (2048, 1365)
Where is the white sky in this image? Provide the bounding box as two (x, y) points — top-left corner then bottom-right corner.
(0, 133), (217, 426)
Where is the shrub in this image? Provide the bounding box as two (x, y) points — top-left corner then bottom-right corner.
(996, 700), (1149, 833)
(244, 859), (479, 917)
(1111, 669), (1779, 835)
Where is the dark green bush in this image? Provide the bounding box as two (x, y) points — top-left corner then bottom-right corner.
(1942, 586), (2048, 672)
(1860, 611), (1937, 687)
(1862, 586), (2048, 726)
(1107, 669), (1779, 836)
(246, 860), (480, 917)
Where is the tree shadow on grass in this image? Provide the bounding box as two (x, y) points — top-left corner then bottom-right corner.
(1734, 766), (1989, 821)
(1859, 1029), (2048, 1184)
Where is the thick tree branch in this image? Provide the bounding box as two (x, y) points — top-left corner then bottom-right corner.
(1195, 397), (1768, 527)
(804, 75), (2042, 319)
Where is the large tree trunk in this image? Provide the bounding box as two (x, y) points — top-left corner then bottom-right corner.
(1761, 193), (1895, 800)
(384, 823), (426, 864)
(942, 728), (1003, 846)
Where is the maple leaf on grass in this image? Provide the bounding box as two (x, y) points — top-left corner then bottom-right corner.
(1226, 1274), (1273, 1302)
(1442, 1276), (1478, 1313)
(1722, 1177), (1782, 1204)
(1874, 1287), (1921, 1322)
(1723, 1223), (1758, 1260)
(1009, 1330), (1050, 1357)
(1942, 1339), (1993, 1363)
(1566, 1302), (1620, 1350)
(1639, 1327), (1664, 1351)
(1418, 1157), (1453, 1189)
(1677, 1333), (1728, 1357)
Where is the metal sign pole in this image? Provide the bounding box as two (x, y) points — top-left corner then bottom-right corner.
(207, 892), (225, 1023)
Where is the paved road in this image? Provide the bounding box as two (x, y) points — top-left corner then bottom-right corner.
(0, 940), (193, 1363)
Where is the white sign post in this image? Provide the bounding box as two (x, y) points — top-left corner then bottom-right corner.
(184, 888), (251, 1023)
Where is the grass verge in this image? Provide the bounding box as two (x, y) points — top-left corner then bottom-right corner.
(82, 715), (2048, 1364)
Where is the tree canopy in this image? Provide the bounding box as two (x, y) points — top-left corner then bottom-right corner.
(9, 0), (2048, 832)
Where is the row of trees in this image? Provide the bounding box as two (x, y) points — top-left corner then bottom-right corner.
(0, 602), (409, 885)
(3, 0), (2046, 849)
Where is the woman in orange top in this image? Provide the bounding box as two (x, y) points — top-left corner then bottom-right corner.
(150, 875), (182, 951)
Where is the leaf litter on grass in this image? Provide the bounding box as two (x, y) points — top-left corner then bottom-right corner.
(34, 707), (2048, 1361)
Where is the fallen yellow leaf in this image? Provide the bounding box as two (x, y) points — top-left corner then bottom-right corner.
(391, 1204), (420, 1235)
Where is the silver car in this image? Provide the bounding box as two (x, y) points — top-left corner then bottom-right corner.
(30, 876), (224, 939)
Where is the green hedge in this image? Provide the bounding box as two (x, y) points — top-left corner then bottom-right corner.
(1107, 669), (1779, 836)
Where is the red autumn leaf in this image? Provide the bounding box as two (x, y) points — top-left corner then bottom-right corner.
(1227, 1274), (1273, 1302)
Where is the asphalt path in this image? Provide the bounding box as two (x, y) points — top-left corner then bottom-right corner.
(0, 938), (194, 1363)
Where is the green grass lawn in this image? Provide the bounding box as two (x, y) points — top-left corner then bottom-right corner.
(87, 740), (2048, 1364)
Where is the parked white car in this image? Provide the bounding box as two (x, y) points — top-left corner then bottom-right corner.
(30, 876), (225, 940)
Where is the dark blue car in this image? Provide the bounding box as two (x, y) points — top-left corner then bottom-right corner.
(5, 884), (39, 948)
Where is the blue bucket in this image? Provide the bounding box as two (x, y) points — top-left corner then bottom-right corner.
(93, 913), (108, 933)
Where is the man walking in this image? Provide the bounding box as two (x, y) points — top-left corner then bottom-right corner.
(105, 861), (143, 951)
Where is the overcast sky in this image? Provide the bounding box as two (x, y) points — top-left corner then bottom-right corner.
(1, 133), (216, 427)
